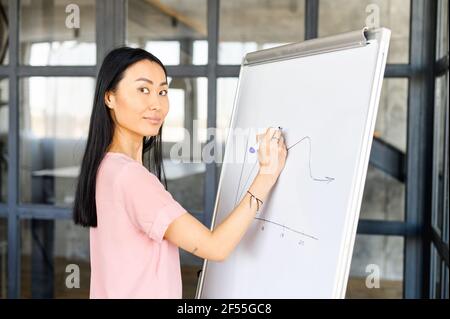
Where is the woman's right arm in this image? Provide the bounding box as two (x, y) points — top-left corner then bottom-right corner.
(164, 127), (287, 261)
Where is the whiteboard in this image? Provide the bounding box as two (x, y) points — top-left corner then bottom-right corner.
(197, 28), (391, 299)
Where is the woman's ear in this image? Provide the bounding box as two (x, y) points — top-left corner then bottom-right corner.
(104, 91), (115, 109)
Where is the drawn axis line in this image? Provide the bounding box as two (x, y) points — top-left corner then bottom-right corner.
(255, 217), (319, 241)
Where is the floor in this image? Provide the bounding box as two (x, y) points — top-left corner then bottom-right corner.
(19, 256), (202, 299)
(16, 256), (402, 299)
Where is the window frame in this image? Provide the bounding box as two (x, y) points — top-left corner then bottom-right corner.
(0, 0), (446, 299)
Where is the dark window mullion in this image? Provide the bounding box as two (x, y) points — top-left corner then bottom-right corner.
(203, 0), (219, 228)
(435, 55), (449, 76)
(431, 228), (450, 267)
(357, 219), (416, 237)
(96, 0), (126, 67)
(16, 66), (97, 77)
(385, 64), (413, 78)
(405, 0), (438, 299)
(370, 138), (406, 183)
(305, 0), (319, 40)
(7, 0), (20, 299)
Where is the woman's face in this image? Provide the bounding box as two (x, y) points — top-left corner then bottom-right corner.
(105, 59), (169, 138)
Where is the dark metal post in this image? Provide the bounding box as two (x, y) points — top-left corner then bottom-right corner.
(305, 0), (319, 40)
(203, 0), (219, 228)
(7, 0), (20, 299)
(405, 0), (438, 299)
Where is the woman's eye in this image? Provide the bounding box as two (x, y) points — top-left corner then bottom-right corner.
(160, 90), (168, 96)
(139, 87), (150, 94)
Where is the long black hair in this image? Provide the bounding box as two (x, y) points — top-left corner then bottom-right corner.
(73, 47), (168, 227)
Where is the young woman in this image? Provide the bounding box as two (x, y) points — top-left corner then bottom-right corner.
(73, 47), (287, 299)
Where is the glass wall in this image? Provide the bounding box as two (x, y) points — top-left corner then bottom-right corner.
(318, 0), (410, 64)
(19, 77), (95, 206)
(0, 0), (445, 299)
(429, 0), (449, 299)
(346, 235), (404, 298)
(127, 0), (207, 65)
(20, 219), (90, 298)
(375, 79), (409, 152)
(360, 167), (405, 222)
(19, 0), (96, 66)
(219, 0), (305, 65)
(163, 77), (207, 215)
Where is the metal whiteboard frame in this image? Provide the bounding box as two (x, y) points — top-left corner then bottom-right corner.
(196, 28), (391, 299)
(333, 28), (391, 298)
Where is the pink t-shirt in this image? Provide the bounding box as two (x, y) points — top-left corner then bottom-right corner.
(90, 152), (187, 299)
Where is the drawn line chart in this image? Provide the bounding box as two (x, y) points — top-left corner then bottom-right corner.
(234, 133), (336, 206)
(232, 131), (336, 241)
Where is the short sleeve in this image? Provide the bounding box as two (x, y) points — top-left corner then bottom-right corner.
(116, 162), (187, 243)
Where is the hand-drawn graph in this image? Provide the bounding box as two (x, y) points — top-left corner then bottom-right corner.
(233, 130), (336, 242)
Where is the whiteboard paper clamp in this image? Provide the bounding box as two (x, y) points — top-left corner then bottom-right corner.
(244, 27), (370, 66)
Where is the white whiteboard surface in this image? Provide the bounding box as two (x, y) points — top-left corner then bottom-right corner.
(197, 29), (391, 299)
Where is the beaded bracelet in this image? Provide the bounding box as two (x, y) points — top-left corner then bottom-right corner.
(247, 191), (264, 212)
